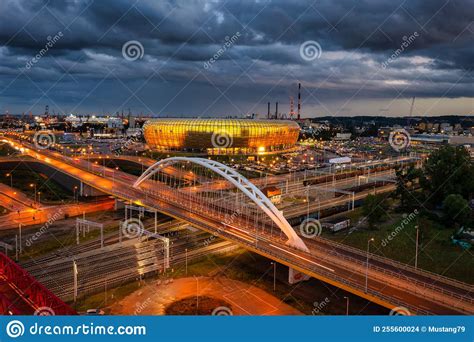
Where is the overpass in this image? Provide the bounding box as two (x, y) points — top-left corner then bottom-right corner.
(2, 136), (473, 315)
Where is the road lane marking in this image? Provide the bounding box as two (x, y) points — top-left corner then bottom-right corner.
(269, 243), (335, 272)
(221, 222), (256, 244)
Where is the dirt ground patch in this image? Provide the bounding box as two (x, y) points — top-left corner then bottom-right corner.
(165, 295), (232, 315)
(108, 276), (302, 315)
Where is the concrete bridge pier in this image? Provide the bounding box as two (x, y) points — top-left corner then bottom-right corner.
(288, 267), (310, 285)
(79, 181), (107, 197)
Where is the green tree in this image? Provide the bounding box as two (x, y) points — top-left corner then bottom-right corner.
(395, 164), (423, 209)
(362, 194), (388, 229)
(442, 194), (471, 227)
(420, 145), (474, 206)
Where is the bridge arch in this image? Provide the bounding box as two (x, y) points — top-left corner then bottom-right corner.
(133, 157), (309, 252)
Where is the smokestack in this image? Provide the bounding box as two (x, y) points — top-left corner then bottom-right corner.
(275, 102), (279, 119)
(267, 102), (271, 119)
(297, 83), (301, 120)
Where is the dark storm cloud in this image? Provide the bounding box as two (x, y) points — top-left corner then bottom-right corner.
(0, 0), (472, 116)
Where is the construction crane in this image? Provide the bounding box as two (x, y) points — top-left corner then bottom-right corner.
(407, 96), (415, 127)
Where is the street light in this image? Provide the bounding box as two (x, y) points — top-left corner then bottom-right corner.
(365, 237), (374, 293)
(270, 262), (276, 291)
(5, 173), (12, 188)
(343, 296), (349, 315)
(37, 191), (41, 205)
(29, 183), (36, 205)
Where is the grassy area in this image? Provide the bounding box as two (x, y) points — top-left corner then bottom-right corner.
(323, 212), (474, 284)
(0, 169), (73, 203)
(75, 280), (141, 313)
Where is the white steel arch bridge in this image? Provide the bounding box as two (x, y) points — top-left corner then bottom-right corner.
(133, 157), (309, 252)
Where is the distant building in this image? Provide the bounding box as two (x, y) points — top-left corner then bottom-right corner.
(410, 134), (449, 145)
(143, 118), (300, 155)
(262, 186), (282, 204)
(333, 133), (352, 141)
(440, 123), (453, 133)
(449, 135), (474, 147)
(378, 127), (391, 139)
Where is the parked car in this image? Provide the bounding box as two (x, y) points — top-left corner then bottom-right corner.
(86, 309), (105, 315)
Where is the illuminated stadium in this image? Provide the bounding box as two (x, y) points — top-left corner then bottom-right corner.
(143, 119), (300, 155)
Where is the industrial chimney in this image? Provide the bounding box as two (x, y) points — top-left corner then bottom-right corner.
(267, 102), (271, 119)
(297, 83), (301, 120)
(275, 102), (279, 119)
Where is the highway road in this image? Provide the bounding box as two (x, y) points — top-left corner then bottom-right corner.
(2, 136), (472, 315)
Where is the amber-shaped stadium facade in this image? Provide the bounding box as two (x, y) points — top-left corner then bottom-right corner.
(143, 119), (300, 155)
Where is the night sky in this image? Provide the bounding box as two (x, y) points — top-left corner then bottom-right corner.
(0, 0), (472, 117)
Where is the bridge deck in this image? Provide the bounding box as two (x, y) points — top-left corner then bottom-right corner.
(2, 136), (471, 315)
